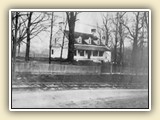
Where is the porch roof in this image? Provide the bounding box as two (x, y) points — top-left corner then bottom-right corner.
(74, 44), (110, 51)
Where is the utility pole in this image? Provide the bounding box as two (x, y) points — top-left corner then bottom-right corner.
(49, 12), (53, 64)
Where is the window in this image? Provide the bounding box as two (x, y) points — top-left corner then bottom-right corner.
(51, 49), (54, 55)
(74, 50), (77, 56)
(99, 51), (104, 56)
(88, 37), (92, 44)
(76, 36), (82, 44)
(79, 50), (84, 56)
(93, 51), (98, 56)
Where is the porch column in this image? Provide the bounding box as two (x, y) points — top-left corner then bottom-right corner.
(91, 51), (93, 57)
(84, 50), (87, 58)
(76, 50), (79, 56)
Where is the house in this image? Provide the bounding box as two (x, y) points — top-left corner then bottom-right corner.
(51, 22), (111, 62)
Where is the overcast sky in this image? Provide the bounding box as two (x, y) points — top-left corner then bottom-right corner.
(20, 12), (133, 55)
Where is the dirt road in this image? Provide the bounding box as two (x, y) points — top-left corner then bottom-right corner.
(12, 88), (148, 109)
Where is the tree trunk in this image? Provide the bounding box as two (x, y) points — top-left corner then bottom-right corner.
(119, 22), (123, 65)
(113, 13), (119, 64)
(66, 12), (77, 63)
(67, 22), (75, 62)
(60, 21), (67, 59)
(131, 39), (138, 66)
(144, 12), (149, 68)
(106, 30), (109, 46)
(114, 36), (118, 64)
(12, 12), (18, 80)
(18, 43), (20, 56)
(49, 12), (53, 64)
(131, 12), (139, 72)
(25, 12), (33, 62)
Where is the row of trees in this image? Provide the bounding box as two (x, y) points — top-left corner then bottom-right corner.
(65, 11), (149, 69)
(11, 12), (53, 62)
(96, 12), (149, 69)
(11, 11), (149, 75)
(11, 11), (78, 63)
(11, 12), (57, 78)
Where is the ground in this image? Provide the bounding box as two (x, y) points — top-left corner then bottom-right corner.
(12, 88), (148, 109)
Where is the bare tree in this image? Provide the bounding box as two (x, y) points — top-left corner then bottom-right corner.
(118, 12), (126, 65)
(122, 12), (144, 70)
(111, 12), (119, 64)
(96, 23), (102, 42)
(60, 19), (68, 59)
(25, 12), (33, 61)
(102, 13), (112, 46)
(11, 12), (27, 55)
(12, 12), (19, 80)
(12, 11), (51, 61)
(144, 11), (149, 51)
(137, 12), (149, 69)
(25, 12), (51, 61)
(66, 12), (79, 63)
(144, 11), (149, 70)
(49, 12), (54, 64)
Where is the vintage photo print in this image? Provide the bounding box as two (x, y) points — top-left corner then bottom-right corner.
(9, 9), (151, 111)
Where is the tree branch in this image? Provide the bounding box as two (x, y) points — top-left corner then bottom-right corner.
(121, 22), (134, 38)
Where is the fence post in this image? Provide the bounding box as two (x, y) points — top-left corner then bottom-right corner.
(110, 62), (113, 74)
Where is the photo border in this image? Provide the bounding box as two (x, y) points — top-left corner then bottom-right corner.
(9, 9), (151, 111)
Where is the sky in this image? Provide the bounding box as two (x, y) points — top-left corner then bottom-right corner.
(19, 12), (133, 55)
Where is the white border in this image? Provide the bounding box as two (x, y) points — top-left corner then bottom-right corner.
(10, 9), (151, 12)
(149, 9), (151, 111)
(9, 9), (151, 111)
(9, 10), (12, 111)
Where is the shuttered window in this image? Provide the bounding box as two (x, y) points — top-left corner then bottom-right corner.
(93, 51), (98, 56)
(99, 51), (103, 56)
(79, 50), (84, 56)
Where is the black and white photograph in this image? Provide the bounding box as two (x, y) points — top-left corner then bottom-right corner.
(9, 9), (151, 111)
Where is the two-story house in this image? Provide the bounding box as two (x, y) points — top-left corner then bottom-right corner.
(51, 22), (111, 62)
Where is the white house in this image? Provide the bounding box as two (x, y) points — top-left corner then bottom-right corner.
(51, 22), (111, 62)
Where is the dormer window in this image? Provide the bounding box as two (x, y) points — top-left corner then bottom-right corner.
(76, 36), (82, 44)
(93, 39), (100, 45)
(84, 37), (92, 45)
(88, 37), (92, 44)
(78, 36), (82, 43)
(97, 39), (100, 45)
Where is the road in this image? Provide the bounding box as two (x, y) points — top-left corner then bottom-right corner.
(12, 88), (148, 108)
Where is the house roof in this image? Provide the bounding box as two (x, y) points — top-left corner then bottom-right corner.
(64, 30), (108, 47)
(64, 30), (98, 40)
(53, 30), (110, 51)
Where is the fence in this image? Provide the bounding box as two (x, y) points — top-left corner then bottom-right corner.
(15, 62), (148, 75)
(101, 63), (148, 75)
(15, 62), (101, 74)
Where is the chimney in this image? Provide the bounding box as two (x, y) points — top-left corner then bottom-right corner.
(58, 22), (65, 31)
(91, 29), (96, 36)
